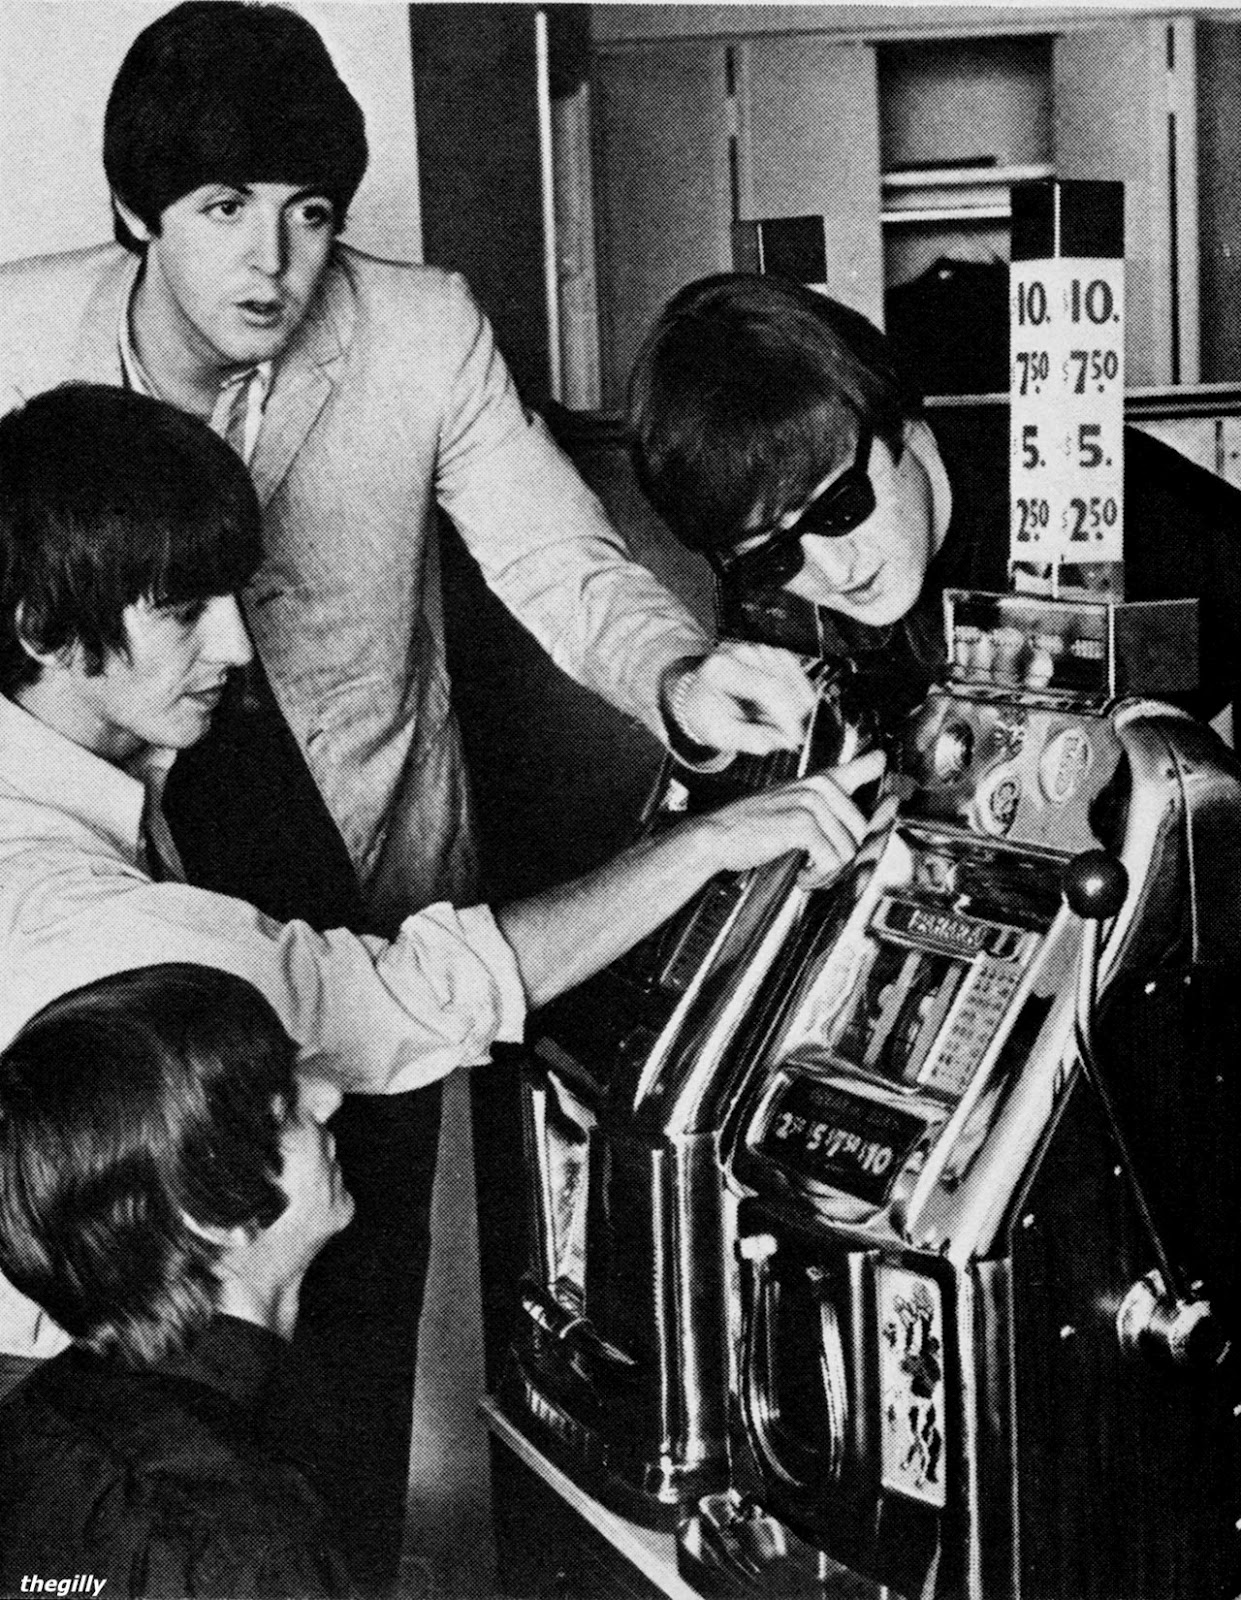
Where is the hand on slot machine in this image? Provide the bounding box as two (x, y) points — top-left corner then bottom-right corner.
(497, 753), (889, 1006)
(662, 641), (819, 757)
(701, 749), (893, 888)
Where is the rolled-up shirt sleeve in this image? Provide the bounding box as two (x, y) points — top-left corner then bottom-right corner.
(365, 902), (527, 1088)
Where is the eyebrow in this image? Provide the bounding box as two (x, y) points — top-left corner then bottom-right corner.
(202, 183), (333, 205)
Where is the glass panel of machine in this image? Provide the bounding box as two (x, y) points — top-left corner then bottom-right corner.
(945, 590), (1108, 696)
(756, 1076), (929, 1205)
(832, 940), (968, 1085)
(775, 876), (1041, 1103)
(543, 1075), (592, 1295)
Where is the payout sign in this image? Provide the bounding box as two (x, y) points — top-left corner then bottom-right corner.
(1009, 255), (1125, 579)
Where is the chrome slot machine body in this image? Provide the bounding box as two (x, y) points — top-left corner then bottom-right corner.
(499, 665), (875, 1527)
(684, 590), (1241, 1600)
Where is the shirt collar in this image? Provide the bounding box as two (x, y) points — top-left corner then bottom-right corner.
(0, 694), (172, 870)
(118, 278), (273, 461)
(154, 1314), (287, 1411)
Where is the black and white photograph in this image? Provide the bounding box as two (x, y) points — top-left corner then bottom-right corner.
(2, 5), (1241, 1598)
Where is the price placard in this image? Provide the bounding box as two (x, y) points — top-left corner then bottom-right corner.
(1010, 257), (1124, 577)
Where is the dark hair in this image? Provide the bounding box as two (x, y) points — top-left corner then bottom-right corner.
(627, 273), (922, 552)
(0, 383), (263, 696)
(104, 1), (368, 253)
(0, 965), (298, 1366)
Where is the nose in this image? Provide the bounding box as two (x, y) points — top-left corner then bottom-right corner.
(249, 205), (287, 278)
(800, 533), (859, 592)
(302, 1076), (344, 1125)
(202, 594), (253, 668)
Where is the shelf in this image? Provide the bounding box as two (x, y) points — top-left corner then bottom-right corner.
(881, 162), (1054, 191)
(483, 1397), (699, 1600)
(923, 386), (1241, 419)
(880, 162), (1053, 225)
(883, 205), (1010, 225)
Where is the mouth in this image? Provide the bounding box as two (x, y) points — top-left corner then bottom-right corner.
(184, 682), (227, 710)
(236, 298), (285, 327)
(839, 564), (890, 601)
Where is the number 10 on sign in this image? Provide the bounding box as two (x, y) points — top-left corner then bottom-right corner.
(1010, 259), (1124, 576)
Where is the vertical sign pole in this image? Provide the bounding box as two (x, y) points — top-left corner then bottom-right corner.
(1009, 180), (1126, 599)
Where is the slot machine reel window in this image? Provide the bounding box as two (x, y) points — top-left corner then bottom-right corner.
(772, 911), (1006, 1097)
(738, 853), (1048, 1209)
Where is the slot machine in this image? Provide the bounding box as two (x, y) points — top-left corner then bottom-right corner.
(499, 658), (879, 1527)
(680, 181), (1241, 1600)
(682, 589), (1241, 1600)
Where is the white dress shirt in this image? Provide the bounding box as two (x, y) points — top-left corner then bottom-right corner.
(0, 244), (715, 924)
(0, 693), (527, 1356)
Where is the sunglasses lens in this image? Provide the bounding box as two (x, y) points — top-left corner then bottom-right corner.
(753, 537), (806, 588)
(716, 527), (803, 589)
(802, 472), (876, 538)
(714, 428), (873, 585)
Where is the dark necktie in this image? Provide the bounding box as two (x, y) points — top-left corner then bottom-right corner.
(162, 654), (368, 932)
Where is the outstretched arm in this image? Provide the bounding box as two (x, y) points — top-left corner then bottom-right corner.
(432, 274), (822, 761)
(496, 750), (890, 1008)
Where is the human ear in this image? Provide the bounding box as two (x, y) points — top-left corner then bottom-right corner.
(112, 193), (156, 246)
(13, 600), (70, 671)
(181, 1211), (255, 1250)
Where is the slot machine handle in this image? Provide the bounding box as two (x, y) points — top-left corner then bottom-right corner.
(1063, 851), (1228, 1371)
(518, 1280), (640, 1399)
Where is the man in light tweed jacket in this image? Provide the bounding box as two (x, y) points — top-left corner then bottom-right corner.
(0, 5), (822, 1587)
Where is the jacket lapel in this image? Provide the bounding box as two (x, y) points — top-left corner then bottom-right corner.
(249, 256), (354, 508)
(61, 247), (353, 510)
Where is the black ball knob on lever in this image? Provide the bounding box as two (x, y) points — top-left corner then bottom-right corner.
(1062, 848), (1129, 922)
(1063, 849), (1229, 1372)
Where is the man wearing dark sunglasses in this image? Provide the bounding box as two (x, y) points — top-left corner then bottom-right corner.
(707, 424), (876, 591)
(630, 271), (1241, 732)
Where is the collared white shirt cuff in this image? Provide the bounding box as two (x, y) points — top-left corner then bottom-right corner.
(378, 901), (528, 1079)
(447, 902), (528, 1046)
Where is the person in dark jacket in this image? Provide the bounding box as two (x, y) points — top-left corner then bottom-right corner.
(629, 272), (1241, 731)
(0, 964), (356, 1599)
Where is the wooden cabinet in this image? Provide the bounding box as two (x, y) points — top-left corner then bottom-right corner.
(876, 35), (1052, 302)
(592, 35), (884, 408)
(1053, 17), (1199, 387)
(587, 8), (1205, 404)
(594, 41), (733, 411)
